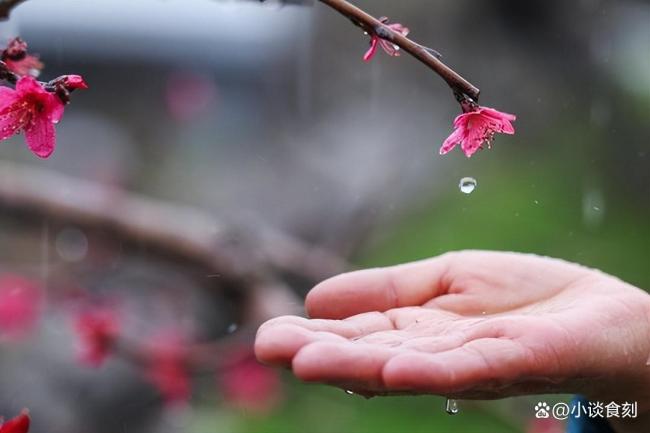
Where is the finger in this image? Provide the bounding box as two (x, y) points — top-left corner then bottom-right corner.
(255, 323), (348, 367)
(292, 341), (396, 390)
(382, 337), (537, 394)
(257, 312), (394, 340)
(306, 254), (453, 319)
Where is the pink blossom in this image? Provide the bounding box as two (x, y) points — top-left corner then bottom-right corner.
(73, 306), (120, 367)
(0, 76), (64, 158)
(57, 75), (88, 91)
(440, 106), (516, 157)
(219, 349), (281, 412)
(2, 38), (43, 77)
(0, 409), (30, 433)
(0, 274), (42, 340)
(145, 333), (191, 406)
(526, 418), (564, 433)
(165, 72), (216, 122)
(363, 20), (409, 62)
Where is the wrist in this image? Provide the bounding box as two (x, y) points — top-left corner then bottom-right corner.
(585, 281), (650, 428)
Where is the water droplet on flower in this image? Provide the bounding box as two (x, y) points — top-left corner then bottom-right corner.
(345, 390), (354, 395)
(445, 398), (460, 415)
(459, 177), (477, 194)
(227, 323), (238, 334)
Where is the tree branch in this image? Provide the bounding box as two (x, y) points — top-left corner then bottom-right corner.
(317, 0), (480, 101)
(0, 0), (26, 20)
(0, 161), (347, 287)
(0, 0), (480, 100)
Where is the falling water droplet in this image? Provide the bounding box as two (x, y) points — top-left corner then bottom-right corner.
(345, 390), (354, 395)
(459, 177), (477, 194)
(582, 189), (605, 228)
(445, 398), (460, 415)
(227, 323), (238, 334)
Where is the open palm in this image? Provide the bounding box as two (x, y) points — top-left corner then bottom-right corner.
(255, 251), (650, 406)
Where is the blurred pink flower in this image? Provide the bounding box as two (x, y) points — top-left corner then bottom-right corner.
(219, 349), (282, 412)
(73, 306), (120, 367)
(0, 274), (41, 340)
(526, 417), (564, 433)
(145, 333), (191, 406)
(440, 106), (516, 157)
(363, 19), (409, 62)
(1, 37), (43, 77)
(0, 76), (64, 158)
(165, 72), (216, 123)
(0, 409), (30, 433)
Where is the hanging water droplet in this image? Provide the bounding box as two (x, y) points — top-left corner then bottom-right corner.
(227, 323), (238, 334)
(459, 177), (477, 194)
(344, 390), (354, 395)
(445, 398), (460, 415)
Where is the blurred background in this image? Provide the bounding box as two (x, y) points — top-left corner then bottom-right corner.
(0, 0), (648, 432)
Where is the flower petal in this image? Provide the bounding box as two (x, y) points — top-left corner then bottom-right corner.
(499, 119), (515, 134)
(0, 409), (30, 433)
(378, 40), (400, 57)
(45, 96), (65, 123)
(480, 107), (516, 122)
(15, 76), (45, 96)
(0, 86), (16, 100)
(63, 75), (89, 90)
(388, 23), (409, 37)
(439, 127), (464, 155)
(6, 56), (44, 78)
(454, 111), (478, 128)
(460, 134), (483, 157)
(363, 37), (379, 62)
(0, 109), (29, 141)
(24, 113), (56, 158)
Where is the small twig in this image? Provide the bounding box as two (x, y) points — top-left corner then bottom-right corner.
(0, 0), (480, 101)
(0, 0), (26, 20)
(317, 0), (480, 101)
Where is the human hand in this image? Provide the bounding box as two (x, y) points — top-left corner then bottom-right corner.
(255, 251), (650, 432)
